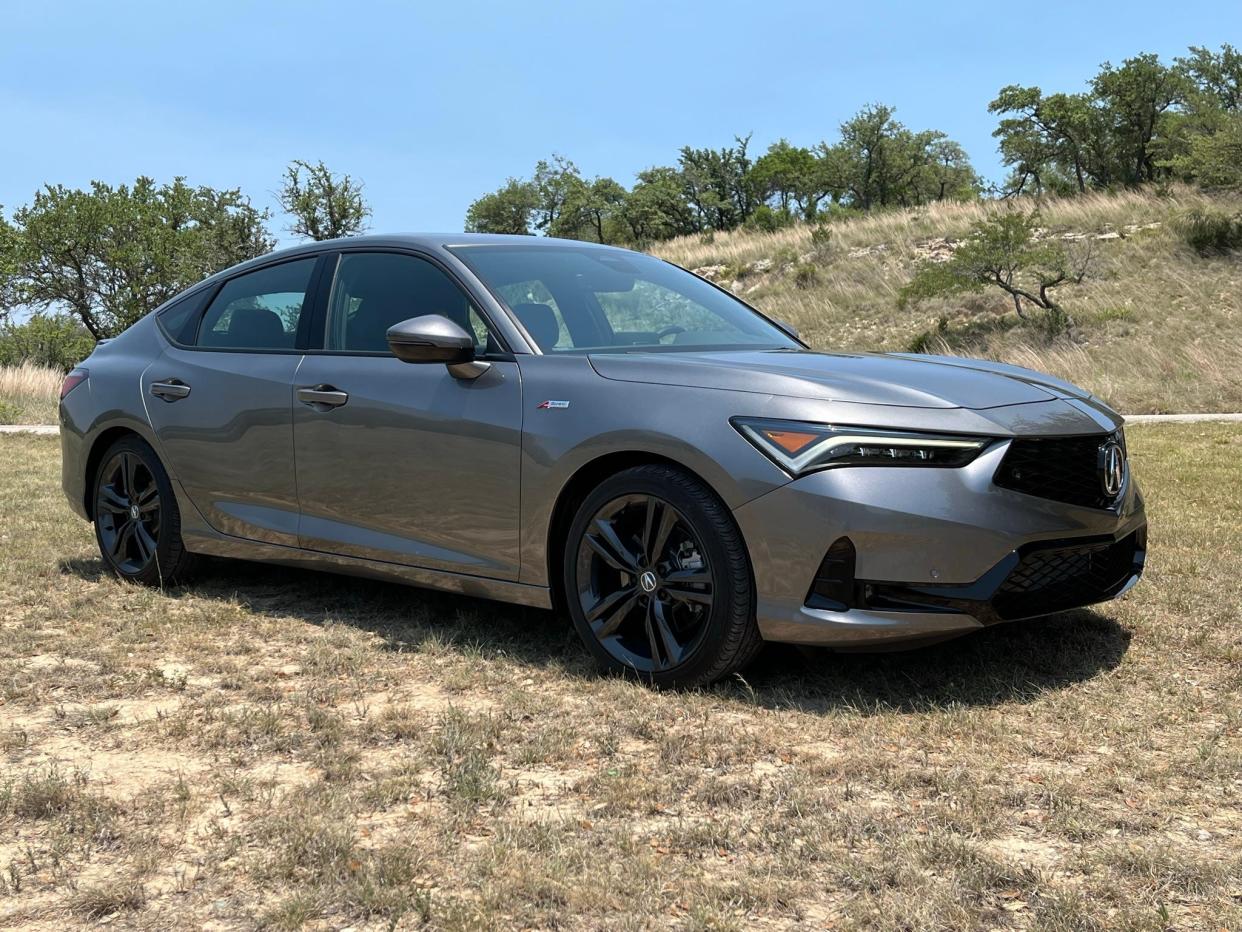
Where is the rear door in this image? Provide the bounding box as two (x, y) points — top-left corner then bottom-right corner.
(145, 256), (326, 546)
(292, 249), (524, 579)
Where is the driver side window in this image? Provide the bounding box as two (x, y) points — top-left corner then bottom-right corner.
(325, 252), (494, 353)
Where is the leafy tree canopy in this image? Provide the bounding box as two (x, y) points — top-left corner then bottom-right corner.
(991, 45), (1240, 194)
(279, 159), (370, 241)
(6, 177), (273, 339)
(465, 178), (539, 235)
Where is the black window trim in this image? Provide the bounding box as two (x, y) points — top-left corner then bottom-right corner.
(154, 253), (331, 355)
(154, 283), (220, 348)
(303, 245), (515, 360)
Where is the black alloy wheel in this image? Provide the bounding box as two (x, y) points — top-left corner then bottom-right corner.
(564, 464), (762, 686)
(576, 493), (714, 672)
(93, 436), (195, 585)
(96, 450), (161, 573)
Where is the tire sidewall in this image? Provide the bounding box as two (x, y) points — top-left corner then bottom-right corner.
(562, 466), (754, 687)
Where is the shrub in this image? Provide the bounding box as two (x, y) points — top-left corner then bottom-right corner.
(793, 263), (820, 289)
(0, 313), (95, 370)
(809, 222), (833, 254)
(907, 316), (950, 353)
(745, 204), (794, 233)
(1179, 209), (1242, 255)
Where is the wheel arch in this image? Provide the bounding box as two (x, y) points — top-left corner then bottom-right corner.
(82, 426), (149, 515)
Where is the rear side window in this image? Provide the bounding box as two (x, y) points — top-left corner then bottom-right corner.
(197, 259), (317, 350)
(156, 289), (213, 345)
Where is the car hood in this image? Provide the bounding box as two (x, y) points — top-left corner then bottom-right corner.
(588, 348), (1101, 411)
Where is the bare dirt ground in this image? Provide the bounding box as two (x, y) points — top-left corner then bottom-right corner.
(1, 425), (1239, 930)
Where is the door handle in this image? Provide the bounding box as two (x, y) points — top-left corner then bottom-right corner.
(297, 384), (349, 410)
(150, 379), (191, 402)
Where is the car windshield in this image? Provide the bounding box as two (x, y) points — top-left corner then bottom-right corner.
(448, 244), (799, 353)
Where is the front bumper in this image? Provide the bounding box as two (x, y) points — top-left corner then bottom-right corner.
(733, 440), (1147, 647)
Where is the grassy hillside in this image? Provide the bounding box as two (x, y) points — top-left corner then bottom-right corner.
(2, 188), (1237, 422)
(653, 187), (1242, 414)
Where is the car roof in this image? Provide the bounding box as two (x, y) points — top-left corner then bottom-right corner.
(241, 233), (622, 270)
(187, 233), (637, 296)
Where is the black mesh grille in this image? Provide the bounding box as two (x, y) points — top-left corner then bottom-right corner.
(995, 433), (1122, 510)
(992, 531), (1141, 620)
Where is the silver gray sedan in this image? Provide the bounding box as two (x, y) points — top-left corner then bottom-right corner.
(59, 235), (1147, 686)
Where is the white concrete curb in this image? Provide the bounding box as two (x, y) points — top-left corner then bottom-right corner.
(3, 413), (1241, 438)
(0, 425), (60, 435)
(1122, 413), (1242, 424)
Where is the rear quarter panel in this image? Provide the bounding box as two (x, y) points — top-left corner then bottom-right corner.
(59, 319), (168, 518)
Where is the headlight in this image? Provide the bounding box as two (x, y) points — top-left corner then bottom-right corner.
(732, 417), (992, 476)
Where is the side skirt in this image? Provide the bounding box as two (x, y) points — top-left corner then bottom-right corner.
(182, 528), (553, 611)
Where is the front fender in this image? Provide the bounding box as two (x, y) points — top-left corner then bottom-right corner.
(514, 355), (792, 587)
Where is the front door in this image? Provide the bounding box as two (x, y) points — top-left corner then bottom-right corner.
(145, 256), (321, 546)
(292, 251), (523, 579)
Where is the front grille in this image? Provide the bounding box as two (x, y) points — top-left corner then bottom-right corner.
(860, 528), (1145, 624)
(995, 432), (1123, 510)
(992, 530), (1142, 620)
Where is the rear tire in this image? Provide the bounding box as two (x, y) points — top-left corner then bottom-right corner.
(92, 435), (196, 586)
(562, 464), (762, 687)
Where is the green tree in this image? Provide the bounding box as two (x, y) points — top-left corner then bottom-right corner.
(751, 140), (829, 219)
(578, 177), (629, 244)
(1158, 45), (1242, 188)
(1092, 54), (1189, 185)
(7, 177), (273, 339)
(0, 209), (18, 319)
(464, 178), (539, 235)
(530, 156), (630, 243)
(0, 313), (95, 370)
(1176, 44), (1242, 113)
(621, 167), (698, 244)
(990, 86), (1106, 193)
(900, 210), (1093, 335)
(822, 105), (980, 209)
(678, 135), (757, 230)
(532, 154), (588, 237)
(279, 159), (370, 241)
(992, 52), (1197, 193)
(1162, 113), (1242, 189)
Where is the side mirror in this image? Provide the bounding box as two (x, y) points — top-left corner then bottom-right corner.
(386, 315), (491, 379)
(386, 315), (473, 363)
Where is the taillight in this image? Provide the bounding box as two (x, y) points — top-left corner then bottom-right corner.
(60, 368), (88, 399)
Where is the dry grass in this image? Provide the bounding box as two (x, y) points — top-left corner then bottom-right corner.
(653, 186), (1242, 414)
(1, 427), (1240, 929)
(0, 363), (61, 426)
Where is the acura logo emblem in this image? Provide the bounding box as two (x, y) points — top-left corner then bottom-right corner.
(1099, 440), (1125, 498)
(639, 571), (658, 593)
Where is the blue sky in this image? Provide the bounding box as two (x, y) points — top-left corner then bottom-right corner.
(2, 0), (1237, 242)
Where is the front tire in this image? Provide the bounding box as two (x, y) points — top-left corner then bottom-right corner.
(562, 465), (762, 687)
(92, 435), (195, 586)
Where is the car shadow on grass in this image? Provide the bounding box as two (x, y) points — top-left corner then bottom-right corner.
(61, 555), (1131, 714)
(741, 611), (1131, 714)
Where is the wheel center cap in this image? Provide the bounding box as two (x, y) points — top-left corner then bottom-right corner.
(128, 504), (140, 521)
(639, 571), (658, 593)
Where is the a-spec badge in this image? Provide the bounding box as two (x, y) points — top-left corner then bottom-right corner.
(536, 400), (571, 410)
